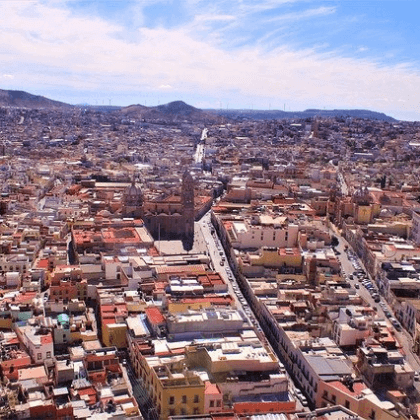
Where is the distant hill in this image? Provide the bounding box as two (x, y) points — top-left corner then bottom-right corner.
(210, 108), (397, 122)
(155, 101), (200, 116)
(0, 89), (71, 109)
(118, 101), (221, 123)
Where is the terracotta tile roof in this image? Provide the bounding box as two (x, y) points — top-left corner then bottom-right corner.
(145, 307), (165, 324)
(327, 380), (368, 397)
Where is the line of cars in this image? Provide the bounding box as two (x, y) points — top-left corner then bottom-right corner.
(347, 251), (381, 302)
(346, 245), (405, 335)
(377, 300), (402, 331)
(359, 277), (381, 303)
(294, 388), (308, 407)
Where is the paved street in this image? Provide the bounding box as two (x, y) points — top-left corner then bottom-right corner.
(332, 226), (420, 374)
(199, 213), (262, 332)
(125, 360), (159, 420)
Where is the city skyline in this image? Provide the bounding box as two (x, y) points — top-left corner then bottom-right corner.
(1, 0), (420, 120)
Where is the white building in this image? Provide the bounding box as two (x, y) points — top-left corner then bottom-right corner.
(332, 307), (372, 347)
(167, 308), (244, 338)
(412, 210), (420, 245)
(229, 218), (299, 250)
(16, 323), (54, 364)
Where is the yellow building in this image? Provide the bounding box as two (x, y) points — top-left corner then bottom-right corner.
(355, 204), (373, 224)
(138, 355), (205, 419)
(0, 316), (13, 329)
(102, 323), (127, 349)
(70, 328), (98, 343)
(249, 247), (302, 268)
(166, 299), (212, 314)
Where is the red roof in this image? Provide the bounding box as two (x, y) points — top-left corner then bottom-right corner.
(78, 387), (97, 406)
(36, 259), (49, 269)
(205, 382), (221, 395)
(13, 291), (37, 304)
(327, 380), (368, 397)
(145, 307), (165, 325)
(41, 335), (53, 345)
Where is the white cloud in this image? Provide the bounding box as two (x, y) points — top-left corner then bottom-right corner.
(0, 1), (419, 120)
(1, 74), (14, 79)
(194, 14), (236, 22)
(265, 6), (336, 23)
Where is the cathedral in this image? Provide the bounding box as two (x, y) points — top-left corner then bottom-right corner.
(122, 170), (195, 247)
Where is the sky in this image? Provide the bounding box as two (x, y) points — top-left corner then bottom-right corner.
(0, 0), (419, 121)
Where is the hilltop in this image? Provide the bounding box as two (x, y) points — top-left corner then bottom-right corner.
(0, 89), (71, 109)
(118, 101), (221, 123)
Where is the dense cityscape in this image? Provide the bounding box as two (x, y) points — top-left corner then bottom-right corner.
(1, 95), (420, 420)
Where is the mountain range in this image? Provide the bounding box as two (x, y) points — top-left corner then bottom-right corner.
(209, 108), (396, 122)
(0, 88), (397, 121)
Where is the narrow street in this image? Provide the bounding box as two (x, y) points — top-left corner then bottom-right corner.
(332, 225), (420, 375)
(125, 360), (158, 420)
(198, 213), (261, 330)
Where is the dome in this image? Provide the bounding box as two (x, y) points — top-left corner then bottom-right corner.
(380, 208), (394, 218)
(353, 186), (371, 205)
(126, 182), (142, 197)
(124, 181), (143, 207)
(98, 209), (111, 217)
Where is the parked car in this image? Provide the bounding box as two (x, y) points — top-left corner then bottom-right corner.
(390, 318), (402, 331)
(295, 390), (308, 407)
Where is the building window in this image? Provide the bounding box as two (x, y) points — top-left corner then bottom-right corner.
(193, 395), (199, 403)
(331, 395), (336, 404)
(169, 409), (175, 416)
(46, 351), (51, 358)
(193, 408), (199, 415)
(182, 395), (187, 404)
(345, 400), (350, 409)
(181, 408), (186, 415)
(37, 353), (42, 360)
(216, 400), (221, 407)
(210, 400), (214, 407)
(169, 396), (175, 405)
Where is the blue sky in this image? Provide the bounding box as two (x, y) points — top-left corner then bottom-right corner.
(1, 0), (419, 120)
